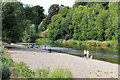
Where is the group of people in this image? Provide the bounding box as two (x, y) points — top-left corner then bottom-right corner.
(28, 44), (52, 53)
(28, 44), (39, 48)
(84, 49), (90, 59)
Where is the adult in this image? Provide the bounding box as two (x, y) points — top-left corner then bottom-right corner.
(48, 49), (52, 53)
(84, 49), (86, 58)
(86, 49), (89, 59)
(31, 44), (35, 48)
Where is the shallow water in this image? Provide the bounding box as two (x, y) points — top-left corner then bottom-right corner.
(18, 42), (119, 64)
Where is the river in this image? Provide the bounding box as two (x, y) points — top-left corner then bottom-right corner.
(18, 42), (119, 64)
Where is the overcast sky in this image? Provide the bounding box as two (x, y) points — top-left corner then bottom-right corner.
(20, 0), (76, 14)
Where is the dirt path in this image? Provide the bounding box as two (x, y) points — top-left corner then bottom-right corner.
(6, 44), (118, 78)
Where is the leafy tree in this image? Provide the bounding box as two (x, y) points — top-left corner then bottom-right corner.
(24, 5), (37, 22)
(23, 23), (36, 42)
(105, 2), (119, 41)
(2, 2), (26, 43)
(43, 2), (119, 43)
(32, 5), (45, 33)
(47, 14), (65, 40)
(2, 2), (45, 43)
(73, 0), (87, 7)
(44, 4), (60, 24)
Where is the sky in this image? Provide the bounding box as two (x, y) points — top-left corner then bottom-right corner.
(20, 0), (76, 14)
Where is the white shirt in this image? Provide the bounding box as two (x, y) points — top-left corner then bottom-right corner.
(87, 51), (89, 55)
(84, 50), (86, 54)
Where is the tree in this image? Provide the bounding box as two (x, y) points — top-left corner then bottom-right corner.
(32, 5), (45, 33)
(45, 2), (119, 42)
(44, 4), (60, 24)
(2, 2), (26, 43)
(73, 0), (87, 7)
(105, 2), (119, 41)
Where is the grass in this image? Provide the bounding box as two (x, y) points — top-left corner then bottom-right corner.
(96, 74), (101, 77)
(1, 49), (11, 79)
(36, 38), (54, 44)
(50, 68), (72, 78)
(110, 72), (113, 73)
(36, 38), (119, 48)
(54, 39), (64, 44)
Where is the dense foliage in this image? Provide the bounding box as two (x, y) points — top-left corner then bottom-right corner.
(41, 2), (119, 42)
(2, 2), (45, 43)
(2, 2), (119, 44)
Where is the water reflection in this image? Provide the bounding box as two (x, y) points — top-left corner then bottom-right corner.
(40, 43), (118, 63)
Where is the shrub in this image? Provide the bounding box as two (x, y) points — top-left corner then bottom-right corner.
(113, 40), (118, 47)
(50, 68), (72, 78)
(67, 40), (74, 45)
(1, 59), (10, 79)
(55, 39), (64, 44)
(91, 42), (97, 46)
(12, 62), (34, 78)
(62, 40), (67, 44)
(96, 42), (101, 46)
(88, 42), (92, 46)
(34, 68), (49, 78)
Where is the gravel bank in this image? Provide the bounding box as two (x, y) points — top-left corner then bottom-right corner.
(6, 44), (118, 78)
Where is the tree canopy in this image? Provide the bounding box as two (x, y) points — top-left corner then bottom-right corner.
(2, 2), (45, 43)
(42, 2), (119, 41)
(2, 2), (119, 43)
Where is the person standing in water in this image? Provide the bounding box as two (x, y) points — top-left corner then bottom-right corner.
(84, 49), (87, 58)
(86, 49), (89, 59)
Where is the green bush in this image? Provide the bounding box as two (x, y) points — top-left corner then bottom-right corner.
(96, 42), (101, 46)
(106, 43), (111, 47)
(1, 57), (11, 79)
(2, 49), (73, 78)
(55, 39), (64, 44)
(88, 42), (92, 46)
(34, 68), (49, 78)
(12, 62), (34, 78)
(36, 38), (53, 44)
(50, 68), (72, 78)
(113, 40), (118, 47)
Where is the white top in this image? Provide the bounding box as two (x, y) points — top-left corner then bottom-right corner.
(87, 51), (89, 55)
(84, 50), (86, 54)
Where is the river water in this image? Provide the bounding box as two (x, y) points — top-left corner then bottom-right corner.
(18, 42), (119, 64)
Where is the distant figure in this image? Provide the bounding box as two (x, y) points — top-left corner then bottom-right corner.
(90, 55), (93, 60)
(48, 49), (52, 53)
(36, 45), (38, 48)
(28, 44), (30, 48)
(86, 49), (89, 59)
(31, 44), (35, 48)
(84, 49), (87, 58)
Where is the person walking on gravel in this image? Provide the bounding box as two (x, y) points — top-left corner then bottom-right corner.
(86, 49), (89, 59)
(84, 49), (87, 58)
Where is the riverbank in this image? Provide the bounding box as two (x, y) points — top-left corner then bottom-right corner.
(2, 45), (72, 79)
(36, 38), (119, 48)
(6, 44), (118, 78)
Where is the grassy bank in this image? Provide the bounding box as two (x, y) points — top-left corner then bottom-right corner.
(36, 38), (119, 48)
(1, 48), (73, 79)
